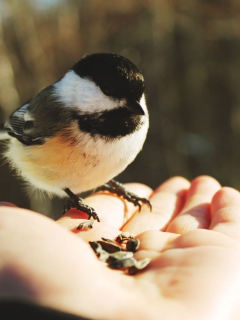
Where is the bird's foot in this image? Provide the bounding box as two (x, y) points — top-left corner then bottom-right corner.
(64, 188), (100, 222)
(98, 179), (152, 211)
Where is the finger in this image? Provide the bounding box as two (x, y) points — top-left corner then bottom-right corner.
(137, 230), (179, 252)
(58, 183), (152, 231)
(166, 176), (221, 234)
(210, 187), (240, 242)
(122, 176), (190, 235)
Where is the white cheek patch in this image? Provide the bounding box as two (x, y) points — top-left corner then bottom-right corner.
(53, 70), (120, 113)
(139, 94), (147, 114)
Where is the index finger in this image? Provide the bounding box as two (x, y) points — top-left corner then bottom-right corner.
(122, 177), (190, 235)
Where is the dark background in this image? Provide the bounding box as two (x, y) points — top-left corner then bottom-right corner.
(1, 0), (240, 218)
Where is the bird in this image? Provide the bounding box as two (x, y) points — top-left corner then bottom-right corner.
(0, 53), (150, 222)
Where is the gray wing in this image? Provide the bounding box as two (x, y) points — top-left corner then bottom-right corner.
(0, 103), (29, 140)
(1, 84), (73, 146)
(1, 102), (45, 146)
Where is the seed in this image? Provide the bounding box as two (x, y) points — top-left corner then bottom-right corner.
(77, 220), (94, 230)
(97, 239), (123, 253)
(101, 237), (117, 244)
(126, 238), (140, 252)
(89, 241), (102, 256)
(89, 242), (110, 262)
(116, 232), (134, 243)
(135, 257), (151, 269)
(99, 250), (110, 262)
(128, 258), (151, 275)
(107, 251), (134, 263)
(108, 257), (137, 269)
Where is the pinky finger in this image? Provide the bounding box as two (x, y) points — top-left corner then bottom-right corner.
(210, 187), (240, 242)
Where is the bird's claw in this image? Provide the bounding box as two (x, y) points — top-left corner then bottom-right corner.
(98, 179), (152, 212)
(74, 200), (100, 222)
(123, 192), (152, 212)
(64, 188), (100, 222)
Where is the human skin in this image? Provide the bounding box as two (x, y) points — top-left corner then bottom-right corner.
(0, 176), (240, 319)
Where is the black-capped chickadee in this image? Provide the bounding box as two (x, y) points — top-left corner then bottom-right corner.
(0, 53), (150, 221)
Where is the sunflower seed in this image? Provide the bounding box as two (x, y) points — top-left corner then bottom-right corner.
(97, 239), (123, 253)
(77, 220), (94, 230)
(128, 258), (151, 275)
(89, 241), (102, 256)
(116, 232), (134, 243)
(101, 237), (117, 244)
(99, 250), (110, 262)
(107, 251), (134, 263)
(126, 238), (140, 252)
(108, 257), (137, 269)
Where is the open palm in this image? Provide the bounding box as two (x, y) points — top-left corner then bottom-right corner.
(1, 176), (240, 319)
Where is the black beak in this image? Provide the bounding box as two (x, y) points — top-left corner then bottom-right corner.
(126, 100), (145, 115)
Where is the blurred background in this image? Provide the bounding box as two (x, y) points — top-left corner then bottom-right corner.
(1, 0), (240, 218)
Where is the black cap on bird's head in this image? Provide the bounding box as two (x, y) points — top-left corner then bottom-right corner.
(71, 53), (145, 115)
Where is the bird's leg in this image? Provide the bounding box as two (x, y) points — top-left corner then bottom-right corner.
(98, 179), (152, 211)
(63, 188), (100, 222)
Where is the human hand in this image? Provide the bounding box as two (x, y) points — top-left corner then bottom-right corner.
(0, 176), (240, 320)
